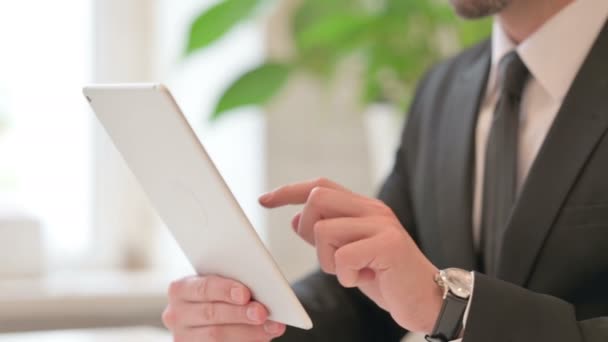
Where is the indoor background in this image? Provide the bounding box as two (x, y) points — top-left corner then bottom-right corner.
(0, 0), (488, 340)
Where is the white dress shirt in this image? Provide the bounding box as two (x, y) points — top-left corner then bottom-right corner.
(450, 0), (608, 340)
(472, 0), (608, 246)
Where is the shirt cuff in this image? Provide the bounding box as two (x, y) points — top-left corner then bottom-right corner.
(449, 271), (475, 341)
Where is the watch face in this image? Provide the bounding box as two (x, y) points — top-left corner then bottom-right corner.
(440, 268), (473, 299)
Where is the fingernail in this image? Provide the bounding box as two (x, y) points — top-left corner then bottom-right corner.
(231, 287), (244, 303)
(264, 321), (281, 334)
(259, 193), (272, 204)
(247, 306), (260, 322)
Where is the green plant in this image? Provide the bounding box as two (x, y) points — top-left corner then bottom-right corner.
(186, 0), (491, 120)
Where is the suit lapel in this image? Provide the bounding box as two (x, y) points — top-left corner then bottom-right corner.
(436, 43), (490, 270)
(497, 21), (608, 286)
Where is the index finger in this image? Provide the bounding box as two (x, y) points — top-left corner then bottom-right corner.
(169, 275), (251, 305)
(259, 177), (349, 208)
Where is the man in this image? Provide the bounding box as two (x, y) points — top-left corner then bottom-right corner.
(163, 0), (608, 340)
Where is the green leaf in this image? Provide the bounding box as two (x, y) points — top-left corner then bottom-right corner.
(296, 13), (373, 51)
(185, 0), (261, 56)
(212, 63), (291, 120)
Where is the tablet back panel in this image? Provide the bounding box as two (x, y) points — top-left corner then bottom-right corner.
(83, 84), (312, 330)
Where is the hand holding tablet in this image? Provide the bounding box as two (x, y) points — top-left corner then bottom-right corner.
(164, 275), (288, 339)
(83, 84), (312, 340)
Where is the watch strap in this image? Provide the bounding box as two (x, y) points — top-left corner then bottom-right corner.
(425, 293), (468, 342)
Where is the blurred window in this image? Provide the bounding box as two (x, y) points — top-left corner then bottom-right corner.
(0, 0), (265, 273)
(0, 0), (93, 268)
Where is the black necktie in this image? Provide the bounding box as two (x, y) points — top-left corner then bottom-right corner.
(481, 51), (530, 274)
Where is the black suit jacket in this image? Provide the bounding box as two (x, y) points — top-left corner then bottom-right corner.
(279, 19), (608, 341)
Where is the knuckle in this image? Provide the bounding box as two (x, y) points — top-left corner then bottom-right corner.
(334, 270), (350, 288)
(389, 228), (405, 240)
(319, 259), (335, 274)
(250, 327), (272, 342)
(168, 279), (184, 299)
(382, 206), (395, 217)
(314, 177), (330, 187)
(373, 200), (393, 216)
(333, 248), (347, 267)
(162, 307), (176, 329)
(203, 326), (222, 341)
(380, 216), (399, 230)
(312, 221), (325, 239)
(200, 303), (217, 322)
(196, 276), (210, 299)
(308, 186), (326, 205)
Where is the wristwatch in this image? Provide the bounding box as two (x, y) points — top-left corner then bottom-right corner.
(425, 268), (473, 342)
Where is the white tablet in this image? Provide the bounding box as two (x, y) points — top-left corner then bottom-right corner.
(83, 84), (313, 330)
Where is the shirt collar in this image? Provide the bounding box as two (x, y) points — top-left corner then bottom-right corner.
(490, 0), (608, 101)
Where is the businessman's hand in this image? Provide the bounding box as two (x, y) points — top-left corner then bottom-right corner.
(163, 275), (286, 341)
(259, 178), (443, 333)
